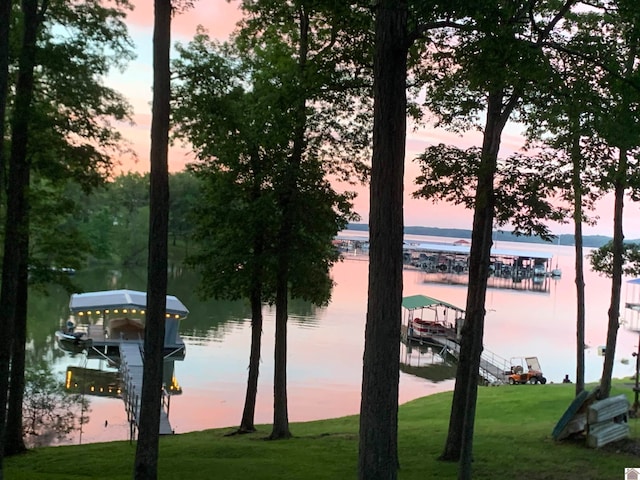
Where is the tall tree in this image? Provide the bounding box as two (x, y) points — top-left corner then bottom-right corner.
(409, 6), (578, 476)
(592, 0), (640, 399)
(173, 33), (280, 433)
(0, 0), (44, 473)
(359, 1), (407, 478)
(134, 0), (171, 477)
(181, 0), (370, 439)
(521, 45), (605, 396)
(0, 0), (133, 456)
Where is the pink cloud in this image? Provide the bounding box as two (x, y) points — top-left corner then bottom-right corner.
(126, 0), (242, 40)
(110, 3), (638, 238)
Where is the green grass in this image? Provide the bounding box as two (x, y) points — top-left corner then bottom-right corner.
(6, 382), (640, 479)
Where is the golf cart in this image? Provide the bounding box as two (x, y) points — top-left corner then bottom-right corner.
(507, 356), (547, 385)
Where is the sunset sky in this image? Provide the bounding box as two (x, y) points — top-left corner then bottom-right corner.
(106, 1), (640, 239)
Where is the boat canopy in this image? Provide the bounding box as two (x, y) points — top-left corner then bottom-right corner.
(69, 289), (189, 319)
(627, 279), (640, 313)
(402, 294), (464, 313)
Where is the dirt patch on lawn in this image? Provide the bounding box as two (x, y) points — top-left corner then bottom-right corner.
(601, 438), (640, 456)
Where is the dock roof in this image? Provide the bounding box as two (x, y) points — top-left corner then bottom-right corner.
(404, 241), (554, 260)
(402, 294), (464, 312)
(69, 289), (189, 318)
(335, 233), (554, 260)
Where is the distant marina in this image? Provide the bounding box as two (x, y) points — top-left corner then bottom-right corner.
(335, 230), (561, 293)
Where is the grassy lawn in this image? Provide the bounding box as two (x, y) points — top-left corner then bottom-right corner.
(6, 382), (640, 479)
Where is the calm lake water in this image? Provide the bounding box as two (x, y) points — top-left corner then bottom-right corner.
(42, 233), (640, 445)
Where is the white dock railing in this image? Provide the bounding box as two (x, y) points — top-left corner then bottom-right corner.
(119, 341), (173, 440)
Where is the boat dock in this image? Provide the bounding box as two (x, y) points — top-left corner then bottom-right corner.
(402, 325), (510, 384)
(120, 342), (173, 436)
(401, 295), (512, 385)
(55, 290), (189, 438)
(336, 232), (558, 292)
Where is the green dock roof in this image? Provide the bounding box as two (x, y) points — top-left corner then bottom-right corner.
(401, 294), (464, 312)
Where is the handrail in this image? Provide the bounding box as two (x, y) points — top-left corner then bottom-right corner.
(119, 340), (174, 439)
(479, 347), (510, 383)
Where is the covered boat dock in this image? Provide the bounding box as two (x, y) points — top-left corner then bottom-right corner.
(335, 233), (558, 292)
(61, 289), (189, 437)
(403, 241), (555, 293)
(68, 289), (189, 361)
(401, 294), (511, 384)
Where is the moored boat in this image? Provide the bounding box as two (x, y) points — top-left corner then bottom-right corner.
(55, 330), (93, 353)
(402, 294), (465, 343)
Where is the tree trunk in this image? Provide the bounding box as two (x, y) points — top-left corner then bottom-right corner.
(270, 270), (291, 439)
(0, 0), (11, 198)
(5, 232), (29, 457)
(457, 91), (508, 480)
(440, 91), (508, 480)
(0, 0), (40, 474)
(570, 120), (586, 396)
(237, 279), (263, 433)
(134, 0), (171, 478)
(268, 4), (311, 441)
(358, 2), (407, 479)
(236, 161), (266, 434)
(599, 148), (626, 399)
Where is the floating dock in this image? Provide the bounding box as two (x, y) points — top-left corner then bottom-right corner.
(337, 233), (558, 292)
(57, 289), (189, 438)
(120, 341), (173, 436)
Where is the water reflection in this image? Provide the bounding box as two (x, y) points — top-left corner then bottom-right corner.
(57, 353), (185, 443)
(30, 238), (640, 445)
(400, 342), (457, 382)
(65, 366), (121, 398)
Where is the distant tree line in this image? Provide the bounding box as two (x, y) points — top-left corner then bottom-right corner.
(63, 171), (200, 268)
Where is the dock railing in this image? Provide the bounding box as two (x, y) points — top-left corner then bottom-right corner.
(119, 341), (174, 438)
(411, 334), (511, 385)
(119, 349), (139, 441)
(479, 349), (511, 384)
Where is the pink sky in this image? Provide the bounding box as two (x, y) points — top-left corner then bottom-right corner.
(107, 1), (640, 239)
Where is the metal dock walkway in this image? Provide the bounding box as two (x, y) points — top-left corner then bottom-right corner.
(403, 325), (510, 384)
(119, 342), (173, 436)
(433, 337), (510, 384)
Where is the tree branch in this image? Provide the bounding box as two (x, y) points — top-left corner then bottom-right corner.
(537, 0), (577, 44)
(408, 19), (472, 45)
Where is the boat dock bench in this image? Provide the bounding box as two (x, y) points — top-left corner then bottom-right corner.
(120, 342), (173, 436)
